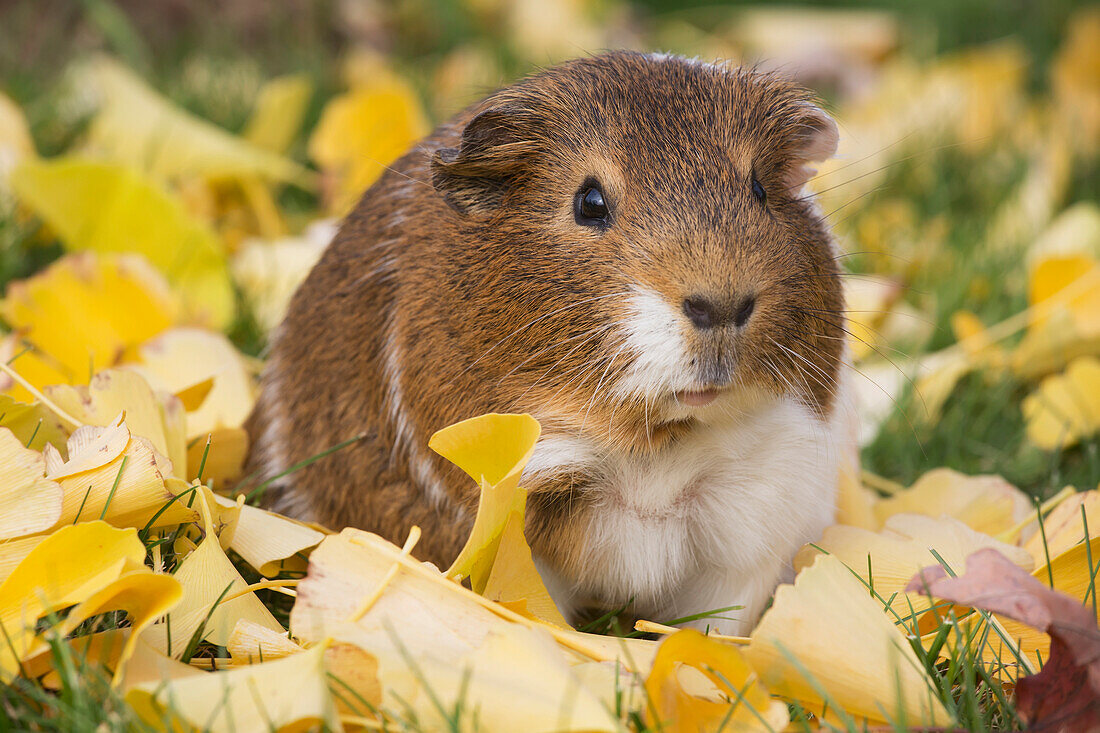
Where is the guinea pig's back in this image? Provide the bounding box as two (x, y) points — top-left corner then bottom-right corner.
(244, 118), (476, 565)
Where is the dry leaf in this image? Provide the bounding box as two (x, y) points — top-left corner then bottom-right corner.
(0, 254), (180, 398)
(144, 491), (282, 656)
(1024, 489), (1100, 563)
(308, 76), (429, 214)
(645, 629), (788, 732)
(874, 467), (1033, 537)
(1023, 356), (1100, 450)
(243, 73), (313, 153)
(746, 553), (952, 726)
(796, 513), (1033, 621)
(907, 548), (1100, 730)
(226, 618), (303, 664)
(127, 642), (339, 733)
(11, 159), (234, 327)
(0, 522), (144, 678)
(222, 499), (325, 577)
(429, 412), (568, 627)
(79, 57), (314, 187)
(47, 369), (187, 481)
(0, 428), (62, 540)
(43, 414), (196, 530)
(230, 220), (335, 331)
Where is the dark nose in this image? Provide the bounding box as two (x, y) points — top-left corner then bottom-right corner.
(682, 294), (756, 330)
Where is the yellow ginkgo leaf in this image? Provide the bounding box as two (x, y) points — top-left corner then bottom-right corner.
(79, 57), (314, 187)
(795, 514), (1033, 621)
(1, 254), (180, 396)
(377, 624), (621, 733)
(143, 490), (282, 656)
(45, 417), (197, 530)
(308, 76), (430, 214)
(221, 499), (325, 578)
(745, 553), (952, 727)
(25, 571), (182, 683)
(0, 393), (70, 454)
(429, 413), (540, 590)
(1023, 489), (1100, 563)
(429, 413), (568, 626)
(645, 630), (788, 733)
(1026, 202), (1100, 337)
(186, 428), (249, 488)
(0, 521), (143, 678)
(291, 528), (516, 667)
(11, 159), (234, 327)
(843, 277), (902, 361)
(127, 642), (338, 733)
(481, 512), (569, 627)
(292, 528), (646, 674)
(873, 467), (1033, 537)
(227, 618), (304, 664)
(1022, 356), (1100, 450)
(243, 74), (313, 154)
(47, 369), (187, 482)
(129, 328), (256, 442)
(0, 535), (46, 585)
(0, 428), (62, 540)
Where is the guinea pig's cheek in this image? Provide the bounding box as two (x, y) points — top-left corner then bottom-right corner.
(609, 286), (693, 399)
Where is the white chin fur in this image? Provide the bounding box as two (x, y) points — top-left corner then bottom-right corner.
(611, 286), (693, 401)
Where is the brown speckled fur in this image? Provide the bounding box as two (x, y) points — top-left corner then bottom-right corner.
(246, 52), (844, 573)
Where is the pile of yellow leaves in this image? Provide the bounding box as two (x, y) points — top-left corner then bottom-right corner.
(0, 387), (1097, 731)
(1, 5), (1099, 731)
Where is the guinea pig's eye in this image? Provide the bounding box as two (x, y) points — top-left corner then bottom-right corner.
(574, 180), (610, 228)
(751, 177), (767, 205)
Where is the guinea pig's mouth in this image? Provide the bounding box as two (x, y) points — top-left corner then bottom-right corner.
(674, 388), (722, 407)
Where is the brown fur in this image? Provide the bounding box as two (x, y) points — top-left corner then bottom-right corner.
(246, 52), (845, 572)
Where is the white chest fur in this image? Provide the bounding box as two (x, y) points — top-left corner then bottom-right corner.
(526, 387), (851, 634)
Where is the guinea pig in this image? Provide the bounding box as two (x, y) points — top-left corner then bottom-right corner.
(246, 51), (854, 634)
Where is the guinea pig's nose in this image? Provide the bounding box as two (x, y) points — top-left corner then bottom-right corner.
(682, 294), (756, 330)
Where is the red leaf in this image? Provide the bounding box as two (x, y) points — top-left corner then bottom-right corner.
(906, 547), (1100, 732)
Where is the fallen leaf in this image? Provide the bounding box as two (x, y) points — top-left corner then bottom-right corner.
(230, 220), (335, 331)
(746, 553), (952, 727)
(874, 467), (1034, 537)
(79, 57), (314, 187)
(0, 393), (69, 454)
(429, 412), (568, 626)
(907, 548), (1100, 730)
(221, 498), (325, 577)
(0, 427), (62, 540)
(11, 159), (234, 327)
(131, 329), (255, 437)
(243, 73), (313, 153)
(127, 642), (339, 733)
(1023, 356), (1100, 450)
(226, 618), (303, 664)
(1024, 489), (1100, 563)
(645, 629), (788, 732)
(0, 254), (180, 398)
(47, 369), (187, 482)
(308, 75), (429, 214)
(143, 490), (282, 656)
(0, 522), (144, 678)
(796, 513), (1033, 622)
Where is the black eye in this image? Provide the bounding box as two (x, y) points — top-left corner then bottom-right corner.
(574, 182), (610, 227)
(751, 177), (767, 205)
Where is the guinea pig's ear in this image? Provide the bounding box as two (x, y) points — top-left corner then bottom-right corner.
(785, 103), (839, 193)
(431, 106), (536, 217)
